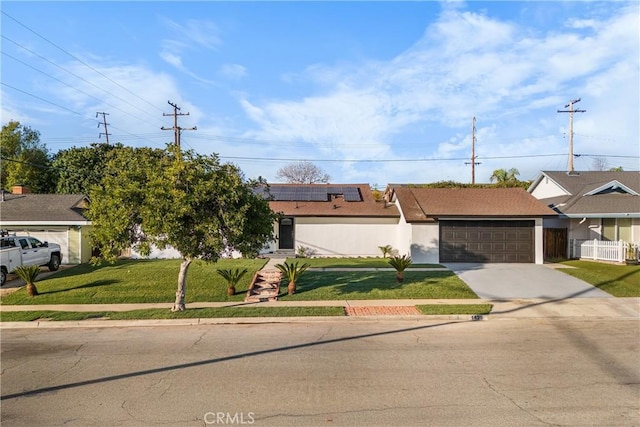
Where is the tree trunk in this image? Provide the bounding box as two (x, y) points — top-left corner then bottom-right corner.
(396, 271), (404, 283)
(26, 283), (39, 297)
(227, 286), (236, 296)
(288, 281), (296, 295)
(172, 257), (192, 312)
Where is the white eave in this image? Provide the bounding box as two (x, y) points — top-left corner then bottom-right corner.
(562, 213), (640, 219)
(1, 221), (92, 226)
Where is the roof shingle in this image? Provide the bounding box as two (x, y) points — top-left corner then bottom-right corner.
(263, 184), (399, 218)
(533, 171), (640, 216)
(0, 193), (90, 223)
(392, 187), (557, 222)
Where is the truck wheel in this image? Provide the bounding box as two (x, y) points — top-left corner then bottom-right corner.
(48, 254), (61, 271)
(1, 268), (6, 286)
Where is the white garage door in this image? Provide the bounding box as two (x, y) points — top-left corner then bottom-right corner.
(8, 229), (69, 264)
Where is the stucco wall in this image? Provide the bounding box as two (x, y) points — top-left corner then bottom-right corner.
(293, 217), (400, 257)
(529, 176), (568, 199)
(569, 217), (640, 243)
(534, 218), (544, 264)
(407, 223), (440, 264)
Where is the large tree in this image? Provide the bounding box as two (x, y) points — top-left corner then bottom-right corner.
(1, 121), (56, 193)
(275, 161), (330, 184)
(88, 146), (277, 311)
(53, 143), (124, 194)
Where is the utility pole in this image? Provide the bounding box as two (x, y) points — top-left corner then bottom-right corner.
(96, 112), (111, 145)
(161, 101), (197, 150)
(465, 116), (481, 184)
(557, 98), (586, 173)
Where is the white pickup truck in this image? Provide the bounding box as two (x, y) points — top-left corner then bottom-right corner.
(0, 235), (62, 286)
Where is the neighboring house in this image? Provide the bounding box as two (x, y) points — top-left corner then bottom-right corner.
(0, 186), (92, 264)
(386, 186), (557, 264)
(528, 171), (640, 257)
(258, 184), (400, 257)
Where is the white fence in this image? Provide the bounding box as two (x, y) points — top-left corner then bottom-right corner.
(571, 240), (639, 263)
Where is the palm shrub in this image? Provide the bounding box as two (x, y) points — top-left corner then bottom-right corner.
(378, 245), (393, 258)
(275, 261), (310, 295)
(388, 254), (413, 283)
(14, 264), (41, 297)
(216, 268), (249, 296)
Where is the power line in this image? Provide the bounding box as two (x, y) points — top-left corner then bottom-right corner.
(2, 11), (164, 114)
(1, 82), (84, 116)
(2, 83), (167, 149)
(218, 153), (577, 164)
(1, 36), (166, 127)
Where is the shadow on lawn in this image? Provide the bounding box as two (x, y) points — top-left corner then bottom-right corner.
(38, 279), (120, 295)
(290, 271), (459, 296)
(38, 259), (172, 281)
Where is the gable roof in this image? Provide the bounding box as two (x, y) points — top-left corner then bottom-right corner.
(529, 171), (640, 217)
(0, 193), (90, 224)
(260, 184), (399, 218)
(391, 187), (557, 223)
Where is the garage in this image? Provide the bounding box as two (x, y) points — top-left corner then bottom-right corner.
(439, 220), (534, 263)
(7, 229), (70, 264)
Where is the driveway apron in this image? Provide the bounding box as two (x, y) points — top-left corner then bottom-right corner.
(444, 263), (612, 299)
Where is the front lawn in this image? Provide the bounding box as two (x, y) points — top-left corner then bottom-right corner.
(285, 257), (442, 268)
(0, 258), (477, 305)
(558, 260), (640, 297)
(0, 306), (346, 321)
(416, 304), (493, 315)
(0, 258), (267, 305)
(281, 271), (477, 300)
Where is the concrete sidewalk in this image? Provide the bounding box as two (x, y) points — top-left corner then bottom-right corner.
(1, 260), (638, 326)
(1, 297), (638, 320)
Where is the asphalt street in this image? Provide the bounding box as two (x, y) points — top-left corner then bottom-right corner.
(2, 318), (639, 426)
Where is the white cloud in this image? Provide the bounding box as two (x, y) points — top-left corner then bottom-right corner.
(159, 51), (184, 70)
(219, 64), (247, 80)
(160, 18), (222, 50)
(237, 3), (638, 183)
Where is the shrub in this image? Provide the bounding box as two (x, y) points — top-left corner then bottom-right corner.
(13, 264), (41, 297)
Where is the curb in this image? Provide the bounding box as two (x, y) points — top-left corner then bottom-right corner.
(0, 315), (481, 329)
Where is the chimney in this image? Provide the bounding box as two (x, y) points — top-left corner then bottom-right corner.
(11, 185), (30, 194)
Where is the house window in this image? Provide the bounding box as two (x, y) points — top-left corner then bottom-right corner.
(602, 218), (632, 241)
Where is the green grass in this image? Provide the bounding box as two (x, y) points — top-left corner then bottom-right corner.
(0, 306), (346, 322)
(0, 304), (495, 322)
(558, 260), (640, 297)
(0, 258), (268, 305)
(0, 259), (477, 305)
(286, 257), (442, 268)
(416, 304), (493, 315)
(281, 271), (477, 300)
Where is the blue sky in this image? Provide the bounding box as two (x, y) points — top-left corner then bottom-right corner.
(1, 1), (638, 187)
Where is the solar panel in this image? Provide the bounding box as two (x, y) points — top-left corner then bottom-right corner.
(258, 185), (363, 202)
(342, 187), (362, 202)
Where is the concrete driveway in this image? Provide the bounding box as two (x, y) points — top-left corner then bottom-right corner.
(444, 263), (612, 299)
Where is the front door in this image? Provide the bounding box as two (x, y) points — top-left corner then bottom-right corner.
(278, 218), (294, 250)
